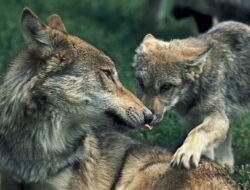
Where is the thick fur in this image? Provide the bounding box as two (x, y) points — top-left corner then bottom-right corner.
(133, 21), (250, 170)
(3, 129), (239, 190)
(0, 8), (152, 184)
(0, 9), (239, 190)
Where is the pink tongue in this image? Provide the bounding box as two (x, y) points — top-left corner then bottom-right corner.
(143, 124), (153, 130)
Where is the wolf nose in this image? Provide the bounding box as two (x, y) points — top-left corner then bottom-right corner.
(143, 112), (153, 124)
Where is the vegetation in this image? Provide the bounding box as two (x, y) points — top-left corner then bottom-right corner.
(0, 0), (249, 188)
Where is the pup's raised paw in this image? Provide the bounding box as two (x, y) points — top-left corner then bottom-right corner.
(170, 144), (201, 169)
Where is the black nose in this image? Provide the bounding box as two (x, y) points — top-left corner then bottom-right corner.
(143, 112), (153, 124)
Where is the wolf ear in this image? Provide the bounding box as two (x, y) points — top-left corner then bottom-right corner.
(21, 8), (52, 54)
(185, 47), (212, 81)
(143, 33), (155, 42)
(186, 47), (212, 67)
(45, 14), (67, 33)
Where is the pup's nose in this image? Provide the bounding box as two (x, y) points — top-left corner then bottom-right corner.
(143, 112), (153, 124)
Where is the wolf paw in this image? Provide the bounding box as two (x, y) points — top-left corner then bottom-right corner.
(170, 145), (201, 169)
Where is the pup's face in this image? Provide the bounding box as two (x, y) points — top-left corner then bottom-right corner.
(134, 34), (210, 126)
(21, 9), (153, 131)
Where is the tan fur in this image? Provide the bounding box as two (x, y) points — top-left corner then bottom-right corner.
(140, 36), (208, 65)
(134, 22), (250, 170)
(0, 9), (240, 190)
(0, 8), (152, 188)
(15, 130), (239, 190)
(45, 14), (67, 32)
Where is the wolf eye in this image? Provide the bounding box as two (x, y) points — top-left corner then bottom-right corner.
(103, 70), (114, 81)
(160, 84), (173, 94)
(137, 77), (144, 90)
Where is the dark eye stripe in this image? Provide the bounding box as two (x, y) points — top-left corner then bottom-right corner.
(137, 77), (144, 90)
(103, 70), (114, 82)
(160, 84), (173, 94)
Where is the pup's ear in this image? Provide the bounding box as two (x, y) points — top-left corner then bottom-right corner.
(45, 14), (67, 33)
(21, 8), (52, 54)
(143, 33), (155, 42)
(185, 47), (212, 81)
(186, 47), (211, 67)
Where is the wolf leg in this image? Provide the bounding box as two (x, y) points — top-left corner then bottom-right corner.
(170, 112), (229, 169)
(203, 145), (215, 160)
(214, 126), (234, 171)
(186, 116), (216, 160)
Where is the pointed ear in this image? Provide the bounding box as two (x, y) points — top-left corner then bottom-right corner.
(21, 8), (52, 54)
(186, 47), (212, 67)
(185, 47), (212, 81)
(45, 14), (67, 32)
(143, 33), (155, 42)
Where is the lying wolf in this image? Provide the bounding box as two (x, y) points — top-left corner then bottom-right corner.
(133, 21), (250, 170)
(0, 7), (152, 186)
(0, 8), (239, 190)
(4, 129), (238, 190)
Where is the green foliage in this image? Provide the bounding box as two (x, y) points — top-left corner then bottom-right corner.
(128, 110), (186, 151)
(227, 164), (250, 190)
(231, 116), (250, 165)
(0, 0), (249, 188)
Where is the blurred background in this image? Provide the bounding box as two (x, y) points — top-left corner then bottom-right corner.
(0, 0), (249, 188)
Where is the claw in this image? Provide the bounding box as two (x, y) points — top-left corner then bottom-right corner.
(181, 154), (192, 169)
(170, 158), (177, 168)
(190, 154), (200, 168)
(170, 146), (202, 169)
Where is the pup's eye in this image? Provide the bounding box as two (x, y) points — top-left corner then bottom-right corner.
(60, 57), (66, 62)
(160, 84), (173, 94)
(137, 77), (144, 90)
(103, 70), (113, 81)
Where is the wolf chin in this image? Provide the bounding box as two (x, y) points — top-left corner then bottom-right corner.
(0, 8), (239, 190)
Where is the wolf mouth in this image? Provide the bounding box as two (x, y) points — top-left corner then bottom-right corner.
(105, 109), (136, 130)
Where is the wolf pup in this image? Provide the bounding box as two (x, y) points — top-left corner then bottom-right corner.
(133, 21), (250, 170)
(0, 9), (239, 190)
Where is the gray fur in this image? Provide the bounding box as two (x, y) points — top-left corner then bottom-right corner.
(0, 8), (152, 183)
(134, 21), (250, 170)
(0, 9), (240, 190)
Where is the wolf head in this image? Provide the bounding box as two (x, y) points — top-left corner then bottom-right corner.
(0, 8), (153, 182)
(133, 34), (211, 126)
(1, 8), (153, 133)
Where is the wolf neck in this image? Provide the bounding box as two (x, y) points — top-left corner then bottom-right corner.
(0, 54), (87, 182)
(0, 112), (87, 183)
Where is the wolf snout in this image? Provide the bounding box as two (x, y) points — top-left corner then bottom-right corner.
(143, 111), (153, 124)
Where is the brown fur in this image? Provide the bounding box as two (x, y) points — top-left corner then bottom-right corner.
(134, 21), (250, 170)
(0, 8), (152, 186)
(0, 9), (239, 190)
(5, 130), (239, 190)
(142, 34), (208, 64)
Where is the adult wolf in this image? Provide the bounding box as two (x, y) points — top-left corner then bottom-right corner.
(133, 21), (250, 170)
(0, 9), (239, 190)
(0, 7), (153, 186)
